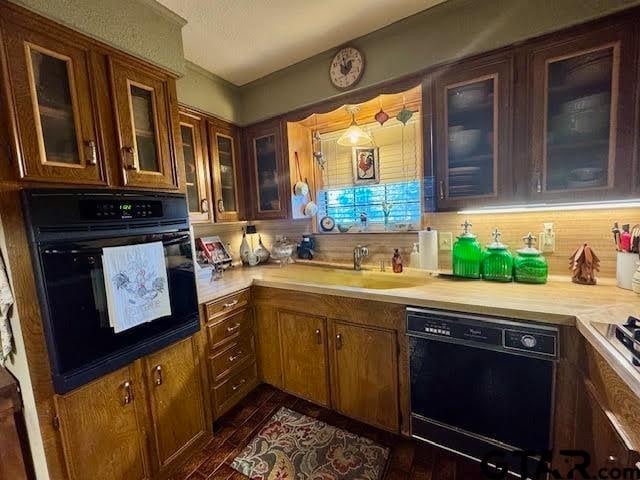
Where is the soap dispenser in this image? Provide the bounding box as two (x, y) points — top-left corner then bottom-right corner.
(452, 220), (482, 279)
(410, 243), (420, 268)
(514, 233), (548, 284)
(482, 228), (513, 282)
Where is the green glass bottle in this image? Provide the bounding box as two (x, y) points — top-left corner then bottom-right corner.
(482, 228), (513, 282)
(514, 232), (548, 284)
(452, 220), (482, 279)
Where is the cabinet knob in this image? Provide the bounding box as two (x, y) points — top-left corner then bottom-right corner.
(336, 333), (343, 350)
(201, 198), (209, 213)
(607, 455), (618, 464)
(536, 173), (542, 193)
(122, 146), (136, 170)
(85, 140), (98, 165)
(315, 328), (322, 344)
(154, 365), (163, 386)
(439, 180), (445, 200)
(217, 199), (225, 213)
(122, 380), (133, 405)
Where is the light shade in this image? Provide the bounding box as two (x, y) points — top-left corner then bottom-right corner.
(337, 123), (373, 146)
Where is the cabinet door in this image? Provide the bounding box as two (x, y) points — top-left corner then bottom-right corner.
(144, 337), (207, 475)
(278, 310), (329, 406)
(1, 23), (106, 184)
(574, 378), (638, 472)
(434, 54), (513, 210)
(208, 119), (242, 221)
(529, 25), (635, 200)
(248, 120), (290, 219)
(179, 110), (212, 222)
(330, 321), (399, 432)
(54, 366), (150, 480)
(109, 58), (178, 189)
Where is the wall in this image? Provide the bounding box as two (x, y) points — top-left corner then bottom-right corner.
(239, 0), (640, 124)
(176, 62), (243, 124)
(8, 0), (186, 75)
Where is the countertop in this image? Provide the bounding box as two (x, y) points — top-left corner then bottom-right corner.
(196, 262), (640, 398)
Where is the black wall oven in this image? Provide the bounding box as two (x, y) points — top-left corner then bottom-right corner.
(407, 307), (558, 478)
(23, 189), (199, 394)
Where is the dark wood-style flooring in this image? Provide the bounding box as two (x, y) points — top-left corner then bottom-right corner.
(171, 384), (487, 479)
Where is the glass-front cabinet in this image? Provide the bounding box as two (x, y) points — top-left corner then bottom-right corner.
(246, 120), (289, 220)
(529, 26), (635, 200)
(109, 58), (178, 189)
(179, 110), (211, 223)
(208, 119), (242, 222)
(433, 55), (513, 210)
(1, 23), (105, 184)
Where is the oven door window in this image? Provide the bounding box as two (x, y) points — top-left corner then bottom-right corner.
(40, 232), (197, 376)
(409, 337), (554, 451)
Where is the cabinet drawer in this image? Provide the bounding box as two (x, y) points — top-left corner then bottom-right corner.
(208, 335), (255, 382)
(205, 289), (250, 321)
(206, 309), (252, 349)
(213, 362), (257, 416)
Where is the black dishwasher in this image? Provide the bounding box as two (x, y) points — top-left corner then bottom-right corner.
(407, 307), (558, 478)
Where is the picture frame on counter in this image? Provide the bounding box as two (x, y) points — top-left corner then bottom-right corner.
(353, 147), (380, 184)
(196, 236), (233, 269)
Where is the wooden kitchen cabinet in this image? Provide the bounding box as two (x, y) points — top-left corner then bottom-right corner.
(143, 337), (207, 477)
(179, 109), (212, 222)
(208, 118), (243, 221)
(54, 365), (151, 480)
(246, 120), (290, 220)
(278, 309), (330, 406)
(433, 53), (513, 210)
(330, 321), (399, 432)
(109, 57), (179, 190)
(0, 20), (107, 184)
(526, 23), (636, 201)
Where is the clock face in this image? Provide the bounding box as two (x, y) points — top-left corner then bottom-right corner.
(330, 47), (365, 90)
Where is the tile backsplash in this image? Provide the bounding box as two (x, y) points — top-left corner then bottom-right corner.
(194, 207), (640, 279)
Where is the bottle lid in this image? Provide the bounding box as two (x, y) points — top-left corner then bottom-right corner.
(458, 219), (476, 238)
(517, 232), (541, 254)
(487, 228), (508, 250)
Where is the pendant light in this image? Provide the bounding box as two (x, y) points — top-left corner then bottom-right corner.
(337, 105), (373, 147)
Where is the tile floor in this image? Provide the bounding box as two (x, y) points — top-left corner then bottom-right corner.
(171, 384), (486, 480)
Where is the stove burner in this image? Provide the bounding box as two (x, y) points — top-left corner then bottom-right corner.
(615, 317), (640, 367)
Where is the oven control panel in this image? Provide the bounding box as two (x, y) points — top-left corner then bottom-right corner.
(80, 199), (163, 220)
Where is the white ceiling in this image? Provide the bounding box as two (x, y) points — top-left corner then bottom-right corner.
(156, 0), (447, 86)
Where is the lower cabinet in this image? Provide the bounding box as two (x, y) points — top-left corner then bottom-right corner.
(279, 310), (330, 406)
(54, 336), (208, 480)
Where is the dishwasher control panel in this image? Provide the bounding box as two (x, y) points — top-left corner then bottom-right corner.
(504, 329), (556, 356)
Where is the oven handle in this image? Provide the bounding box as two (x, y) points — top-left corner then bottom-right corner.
(42, 234), (191, 255)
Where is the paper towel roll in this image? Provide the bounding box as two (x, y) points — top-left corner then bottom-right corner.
(419, 229), (438, 272)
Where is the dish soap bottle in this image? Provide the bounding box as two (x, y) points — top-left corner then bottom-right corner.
(392, 249), (403, 273)
(514, 233), (548, 284)
(410, 243), (420, 268)
(452, 220), (482, 279)
(482, 228), (513, 282)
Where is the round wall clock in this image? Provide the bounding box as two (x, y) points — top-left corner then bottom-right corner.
(320, 216), (335, 232)
(329, 46), (365, 90)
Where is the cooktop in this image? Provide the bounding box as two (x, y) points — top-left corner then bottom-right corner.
(592, 316), (640, 369)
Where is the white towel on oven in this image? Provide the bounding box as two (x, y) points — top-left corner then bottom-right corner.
(0, 252), (14, 366)
(102, 242), (171, 333)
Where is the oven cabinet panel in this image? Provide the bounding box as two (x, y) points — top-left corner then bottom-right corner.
(109, 57), (179, 190)
(54, 365), (151, 480)
(573, 378), (638, 472)
(142, 336), (208, 476)
(278, 310), (330, 406)
(329, 320), (399, 432)
(179, 109), (212, 223)
(208, 118), (243, 222)
(246, 120), (291, 220)
(0, 21), (107, 184)
(527, 24), (636, 201)
(433, 53), (513, 211)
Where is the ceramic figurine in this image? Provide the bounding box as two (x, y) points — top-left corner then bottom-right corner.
(392, 249), (403, 273)
(569, 243), (600, 285)
(254, 235), (270, 263)
(239, 231), (251, 265)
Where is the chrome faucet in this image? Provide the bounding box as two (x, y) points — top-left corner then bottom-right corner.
(353, 245), (369, 271)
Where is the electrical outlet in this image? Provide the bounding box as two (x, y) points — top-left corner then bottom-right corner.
(439, 232), (453, 251)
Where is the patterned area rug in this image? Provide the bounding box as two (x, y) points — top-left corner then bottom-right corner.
(231, 407), (389, 479)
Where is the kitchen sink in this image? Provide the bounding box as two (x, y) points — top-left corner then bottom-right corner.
(263, 264), (429, 290)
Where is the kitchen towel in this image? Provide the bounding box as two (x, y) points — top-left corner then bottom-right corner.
(103, 242), (171, 333)
(419, 228), (439, 271)
(0, 252), (14, 366)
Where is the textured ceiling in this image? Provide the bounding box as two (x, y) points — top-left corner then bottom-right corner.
(156, 0), (447, 86)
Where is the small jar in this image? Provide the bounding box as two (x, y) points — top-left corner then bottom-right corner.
(452, 220), (482, 279)
(514, 233), (548, 284)
(482, 229), (513, 282)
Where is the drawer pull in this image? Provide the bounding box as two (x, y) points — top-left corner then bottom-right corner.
(122, 381), (133, 405)
(223, 300), (239, 309)
(231, 378), (246, 391)
(229, 350), (243, 363)
(227, 323), (241, 333)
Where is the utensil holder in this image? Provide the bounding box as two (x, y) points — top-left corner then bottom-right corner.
(616, 251), (637, 290)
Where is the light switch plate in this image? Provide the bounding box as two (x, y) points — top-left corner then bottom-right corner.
(439, 232), (453, 251)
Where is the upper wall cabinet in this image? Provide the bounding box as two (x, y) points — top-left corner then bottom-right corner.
(246, 120), (290, 220)
(208, 118), (243, 222)
(527, 24), (636, 201)
(109, 58), (179, 190)
(0, 22), (107, 184)
(433, 53), (513, 211)
(179, 109), (212, 222)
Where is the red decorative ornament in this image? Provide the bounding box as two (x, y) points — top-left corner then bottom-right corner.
(374, 109), (389, 126)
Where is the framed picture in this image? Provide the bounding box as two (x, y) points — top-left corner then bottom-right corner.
(196, 236), (233, 268)
(352, 147), (380, 184)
